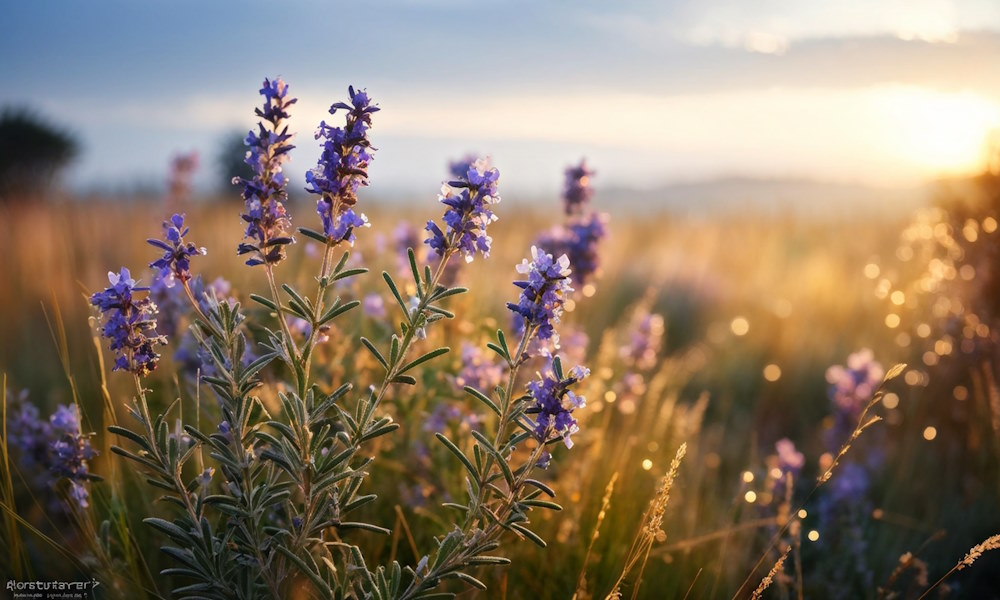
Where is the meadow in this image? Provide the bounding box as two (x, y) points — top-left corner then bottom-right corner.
(1, 85), (999, 600)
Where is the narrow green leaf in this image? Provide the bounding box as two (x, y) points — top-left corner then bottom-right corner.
(333, 267), (368, 282)
(435, 433), (477, 478)
(510, 523), (547, 548)
(399, 347), (450, 374)
(382, 272), (408, 315)
(249, 293), (278, 311)
(360, 337), (388, 370)
(464, 386), (501, 417)
(297, 227), (330, 244)
(107, 425), (151, 451)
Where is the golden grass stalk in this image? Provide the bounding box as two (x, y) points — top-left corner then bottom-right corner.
(918, 533), (1000, 599)
(751, 546), (789, 600)
(605, 443), (687, 600)
(574, 471), (619, 600)
(734, 362), (906, 599)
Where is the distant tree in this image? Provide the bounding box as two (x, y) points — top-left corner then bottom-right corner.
(0, 108), (79, 201)
(215, 130), (253, 197)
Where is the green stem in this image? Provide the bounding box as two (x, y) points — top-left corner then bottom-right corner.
(462, 326), (534, 532)
(263, 263), (302, 393)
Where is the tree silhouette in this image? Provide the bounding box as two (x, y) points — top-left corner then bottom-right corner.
(215, 130), (253, 196)
(0, 108), (78, 201)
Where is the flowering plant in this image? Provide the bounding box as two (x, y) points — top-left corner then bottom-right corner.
(85, 78), (589, 599)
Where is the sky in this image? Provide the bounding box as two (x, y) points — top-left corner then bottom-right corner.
(4, 0), (1000, 198)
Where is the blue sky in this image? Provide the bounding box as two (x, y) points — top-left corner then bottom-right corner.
(5, 0), (1000, 197)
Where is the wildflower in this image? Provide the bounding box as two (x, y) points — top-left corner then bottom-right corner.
(425, 157), (501, 262)
(362, 293), (386, 319)
(148, 213), (206, 286)
(621, 310), (665, 371)
(235, 77), (297, 266)
(828, 462), (870, 503)
(562, 159), (595, 216)
(526, 364), (589, 449)
(772, 438), (805, 495)
(535, 211), (608, 289)
(775, 438), (805, 476)
(826, 349), (884, 416)
(507, 246), (573, 345)
(825, 349), (885, 446)
(50, 404), (97, 484)
(7, 396), (97, 510)
(537, 451), (552, 470)
(7, 395), (52, 471)
(198, 468), (214, 487)
(423, 403), (481, 434)
(91, 268), (167, 376)
(447, 154), (478, 179)
(306, 86), (378, 245)
(453, 343), (506, 393)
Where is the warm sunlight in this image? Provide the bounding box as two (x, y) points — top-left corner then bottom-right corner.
(876, 87), (1000, 176)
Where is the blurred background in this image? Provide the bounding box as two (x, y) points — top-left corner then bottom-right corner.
(3, 0), (1000, 203)
(3, 1), (1000, 598)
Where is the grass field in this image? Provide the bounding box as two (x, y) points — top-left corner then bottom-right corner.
(1, 175), (999, 598)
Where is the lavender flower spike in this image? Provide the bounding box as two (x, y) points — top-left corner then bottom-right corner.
(535, 210), (608, 288)
(306, 86), (379, 245)
(425, 157), (501, 262)
(90, 267), (167, 376)
(148, 213), (206, 286)
(506, 246), (573, 344)
(527, 363), (590, 450)
(563, 159), (595, 215)
(235, 77), (297, 266)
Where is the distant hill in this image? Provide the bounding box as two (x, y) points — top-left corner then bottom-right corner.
(592, 176), (931, 218)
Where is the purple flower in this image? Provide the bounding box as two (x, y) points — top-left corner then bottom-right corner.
(447, 154), (478, 179)
(7, 396), (52, 471)
(148, 213), (206, 286)
(506, 246), (573, 345)
(527, 364), (589, 449)
(621, 310), (665, 371)
(90, 268), (167, 376)
(234, 77), (297, 266)
(535, 211), (608, 289)
(772, 438), (805, 495)
(306, 86), (378, 244)
(537, 451), (552, 470)
(425, 157), (501, 262)
(423, 403), (481, 434)
(453, 343), (506, 393)
(775, 438), (805, 474)
(395, 220), (460, 286)
(50, 405), (97, 481)
(7, 397), (97, 510)
(362, 293), (386, 319)
(563, 159), (595, 216)
(198, 467), (214, 487)
(825, 349), (884, 447)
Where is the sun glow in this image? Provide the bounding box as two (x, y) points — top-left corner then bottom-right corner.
(875, 88), (1000, 176)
